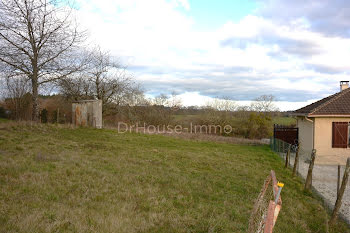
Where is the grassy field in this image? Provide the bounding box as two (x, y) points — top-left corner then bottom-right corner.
(272, 116), (296, 126)
(0, 118), (10, 123)
(173, 114), (296, 127)
(0, 123), (348, 232)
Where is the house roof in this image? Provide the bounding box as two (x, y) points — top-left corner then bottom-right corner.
(293, 87), (350, 116)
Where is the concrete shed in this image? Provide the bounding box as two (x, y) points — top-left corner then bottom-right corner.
(72, 100), (102, 128)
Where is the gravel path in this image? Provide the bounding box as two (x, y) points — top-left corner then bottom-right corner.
(280, 152), (350, 224)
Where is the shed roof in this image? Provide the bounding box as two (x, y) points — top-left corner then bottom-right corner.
(293, 87), (350, 116)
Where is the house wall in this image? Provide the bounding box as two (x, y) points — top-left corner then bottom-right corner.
(314, 117), (350, 165)
(297, 116), (314, 156)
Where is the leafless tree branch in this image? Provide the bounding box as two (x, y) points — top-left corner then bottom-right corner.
(0, 0), (87, 121)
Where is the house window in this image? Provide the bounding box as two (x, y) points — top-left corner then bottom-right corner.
(332, 122), (348, 148)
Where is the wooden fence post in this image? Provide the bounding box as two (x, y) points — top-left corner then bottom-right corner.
(304, 149), (316, 191)
(285, 145), (290, 168)
(329, 158), (350, 225)
(292, 143), (300, 176)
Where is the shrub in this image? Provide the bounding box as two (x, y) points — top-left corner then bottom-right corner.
(0, 106), (7, 118)
(246, 112), (272, 139)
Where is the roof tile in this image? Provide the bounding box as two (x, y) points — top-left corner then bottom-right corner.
(293, 88), (350, 115)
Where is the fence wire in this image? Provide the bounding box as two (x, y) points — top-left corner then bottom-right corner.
(248, 171), (282, 233)
(270, 137), (350, 225)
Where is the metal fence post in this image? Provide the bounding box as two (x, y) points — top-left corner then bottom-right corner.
(270, 137), (272, 150)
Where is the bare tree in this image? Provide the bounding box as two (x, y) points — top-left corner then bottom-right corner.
(153, 93), (169, 106)
(87, 49), (136, 109)
(168, 92), (182, 109)
(0, 0), (87, 121)
(250, 94), (278, 112)
(151, 92), (182, 109)
(4, 75), (32, 119)
(59, 76), (91, 101)
(59, 47), (142, 113)
(205, 97), (236, 111)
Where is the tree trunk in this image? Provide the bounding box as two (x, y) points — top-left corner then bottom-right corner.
(31, 77), (39, 122)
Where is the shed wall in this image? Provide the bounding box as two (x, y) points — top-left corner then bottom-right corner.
(72, 100), (102, 128)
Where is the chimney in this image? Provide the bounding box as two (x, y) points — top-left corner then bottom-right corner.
(340, 81), (349, 91)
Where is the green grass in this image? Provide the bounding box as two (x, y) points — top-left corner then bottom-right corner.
(173, 114), (296, 127)
(0, 118), (10, 123)
(272, 117), (296, 126)
(0, 123), (348, 232)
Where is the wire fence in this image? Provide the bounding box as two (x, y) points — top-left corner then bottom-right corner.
(248, 170), (283, 233)
(270, 137), (350, 225)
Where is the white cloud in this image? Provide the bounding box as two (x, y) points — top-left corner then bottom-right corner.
(73, 0), (350, 110)
(171, 0), (190, 10)
(174, 92), (316, 112)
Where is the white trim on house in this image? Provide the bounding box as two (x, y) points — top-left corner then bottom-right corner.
(292, 114), (350, 117)
(309, 115), (350, 117)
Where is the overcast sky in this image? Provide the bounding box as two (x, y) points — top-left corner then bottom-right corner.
(74, 0), (350, 110)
